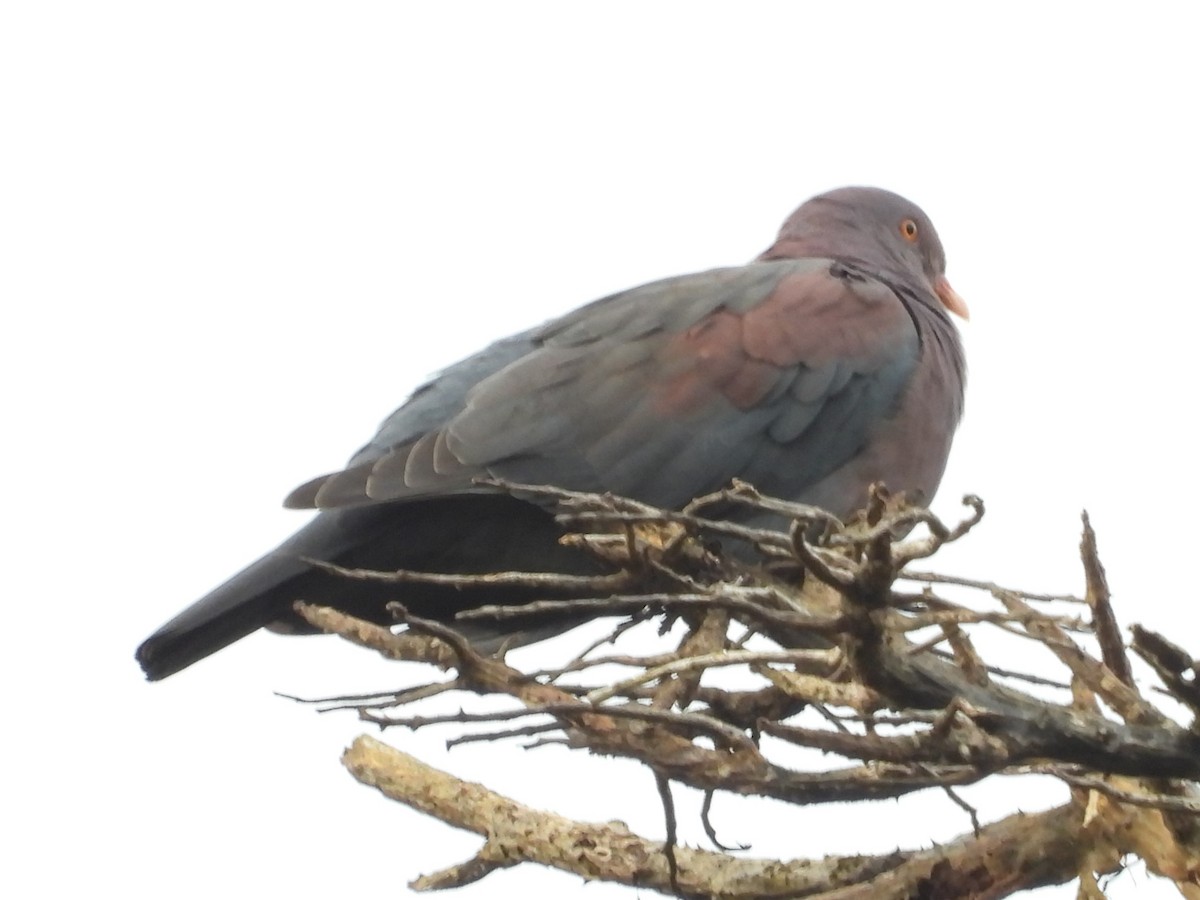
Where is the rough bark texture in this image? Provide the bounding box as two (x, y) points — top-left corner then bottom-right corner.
(295, 482), (1200, 897)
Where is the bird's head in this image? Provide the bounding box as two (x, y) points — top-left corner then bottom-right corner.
(760, 186), (968, 320)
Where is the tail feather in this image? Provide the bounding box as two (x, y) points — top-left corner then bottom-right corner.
(136, 497), (611, 680)
(136, 513), (354, 680)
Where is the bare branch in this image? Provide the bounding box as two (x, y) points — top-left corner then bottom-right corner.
(1080, 511), (1134, 687)
(279, 484), (1200, 896)
(343, 735), (1094, 898)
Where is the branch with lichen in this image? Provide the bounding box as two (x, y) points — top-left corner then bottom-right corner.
(291, 481), (1200, 898)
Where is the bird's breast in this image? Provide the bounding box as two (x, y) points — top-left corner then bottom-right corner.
(803, 310), (964, 517)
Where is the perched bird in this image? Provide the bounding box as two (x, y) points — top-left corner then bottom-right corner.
(137, 186), (968, 681)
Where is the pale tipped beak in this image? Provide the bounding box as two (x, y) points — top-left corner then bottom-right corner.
(934, 275), (969, 320)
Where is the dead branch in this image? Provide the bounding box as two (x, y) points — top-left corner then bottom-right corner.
(287, 483), (1200, 897)
(344, 734), (1092, 898)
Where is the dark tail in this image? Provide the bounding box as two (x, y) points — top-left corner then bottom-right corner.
(135, 510), (368, 681)
(136, 541), (321, 681)
(136, 497), (612, 681)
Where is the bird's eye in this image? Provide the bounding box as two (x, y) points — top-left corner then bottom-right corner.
(900, 219), (919, 242)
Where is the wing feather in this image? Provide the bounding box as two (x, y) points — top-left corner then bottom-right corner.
(283, 259), (920, 514)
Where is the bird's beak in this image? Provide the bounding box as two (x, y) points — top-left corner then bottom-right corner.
(934, 275), (969, 320)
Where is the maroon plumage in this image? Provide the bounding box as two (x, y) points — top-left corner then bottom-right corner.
(137, 186), (967, 680)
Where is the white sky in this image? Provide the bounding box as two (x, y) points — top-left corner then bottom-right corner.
(4, 3), (1199, 898)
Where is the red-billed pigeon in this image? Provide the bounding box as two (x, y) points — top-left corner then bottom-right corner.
(137, 187), (968, 680)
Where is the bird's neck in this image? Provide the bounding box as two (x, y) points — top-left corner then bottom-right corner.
(911, 297), (967, 425)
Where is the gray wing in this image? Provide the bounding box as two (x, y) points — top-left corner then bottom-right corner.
(286, 258), (920, 514)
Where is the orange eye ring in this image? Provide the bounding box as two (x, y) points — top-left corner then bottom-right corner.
(900, 219), (919, 242)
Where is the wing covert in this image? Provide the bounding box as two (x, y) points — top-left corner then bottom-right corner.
(287, 259), (921, 512)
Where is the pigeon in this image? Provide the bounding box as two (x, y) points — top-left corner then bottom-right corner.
(136, 186), (968, 680)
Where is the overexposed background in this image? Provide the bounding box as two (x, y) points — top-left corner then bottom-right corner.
(4, 3), (1197, 897)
